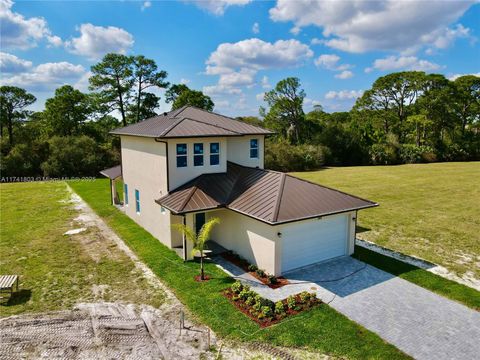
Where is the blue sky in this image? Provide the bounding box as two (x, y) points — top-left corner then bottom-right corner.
(1, 0), (479, 116)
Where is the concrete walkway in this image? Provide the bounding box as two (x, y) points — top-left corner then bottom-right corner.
(214, 256), (480, 360)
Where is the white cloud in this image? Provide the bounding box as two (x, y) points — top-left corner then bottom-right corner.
(206, 38), (312, 95)
(261, 75), (271, 89)
(256, 92), (265, 101)
(0, 0), (61, 49)
(325, 90), (363, 100)
(366, 55), (442, 72)
(252, 22), (260, 34)
(186, 0), (251, 16)
(0, 52), (32, 73)
(269, 0), (474, 53)
(1, 61), (86, 91)
(290, 26), (301, 36)
(335, 70), (354, 79)
(448, 72), (480, 81)
(304, 97), (322, 107)
(141, 1), (151, 11)
(310, 38), (323, 45)
(73, 71), (92, 92)
(66, 23), (134, 60)
(180, 78), (190, 84)
(203, 84), (242, 96)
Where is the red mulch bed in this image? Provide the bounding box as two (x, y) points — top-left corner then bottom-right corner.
(194, 274), (211, 282)
(221, 252), (289, 289)
(223, 288), (321, 328)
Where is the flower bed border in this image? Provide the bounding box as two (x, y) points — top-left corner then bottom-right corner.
(223, 286), (321, 328)
(221, 252), (289, 289)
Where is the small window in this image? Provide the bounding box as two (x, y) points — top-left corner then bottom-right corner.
(135, 189), (140, 213)
(194, 143), (204, 167)
(210, 142), (219, 166)
(250, 139), (259, 159)
(124, 184), (129, 205)
(176, 143), (187, 168)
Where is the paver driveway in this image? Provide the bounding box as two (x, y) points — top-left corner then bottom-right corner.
(216, 256), (480, 360)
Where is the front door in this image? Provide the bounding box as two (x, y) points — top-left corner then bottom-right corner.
(195, 213), (205, 234)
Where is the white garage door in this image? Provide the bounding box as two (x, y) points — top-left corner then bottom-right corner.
(281, 214), (348, 273)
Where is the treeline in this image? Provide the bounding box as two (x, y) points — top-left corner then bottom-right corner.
(1, 52), (479, 178)
(258, 74), (479, 171)
(0, 53), (214, 178)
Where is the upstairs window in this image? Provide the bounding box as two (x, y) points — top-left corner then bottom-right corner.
(135, 189), (140, 213)
(124, 183), (129, 205)
(210, 142), (219, 166)
(176, 143), (187, 167)
(194, 143), (204, 167)
(250, 139), (259, 159)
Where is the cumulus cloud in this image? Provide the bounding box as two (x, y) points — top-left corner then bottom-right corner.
(252, 22), (259, 34)
(256, 92), (265, 101)
(203, 84), (242, 96)
(269, 0), (474, 53)
(335, 70), (354, 79)
(290, 26), (301, 36)
(365, 56), (442, 73)
(65, 23), (134, 60)
(261, 75), (271, 89)
(314, 54), (351, 71)
(180, 78), (190, 84)
(1, 61), (86, 91)
(186, 0), (251, 15)
(141, 1), (151, 11)
(205, 38), (312, 94)
(0, 0), (62, 49)
(325, 90), (363, 100)
(0, 52), (32, 73)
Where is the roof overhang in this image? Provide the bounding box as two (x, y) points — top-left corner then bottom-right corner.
(99, 165), (122, 180)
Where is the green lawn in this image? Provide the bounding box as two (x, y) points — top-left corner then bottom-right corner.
(70, 178), (409, 359)
(293, 162), (480, 281)
(0, 182), (165, 317)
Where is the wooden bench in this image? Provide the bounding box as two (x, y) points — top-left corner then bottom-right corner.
(0, 275), (19, 299)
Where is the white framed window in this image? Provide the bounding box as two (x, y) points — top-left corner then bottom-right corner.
(250, 139), (259, 159)
(176, 143), (187, 167)
(210, 142), (219, 165)
(194, 143), (204, 166)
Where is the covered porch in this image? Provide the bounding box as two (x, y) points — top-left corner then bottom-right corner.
(99, 165), (123, 206)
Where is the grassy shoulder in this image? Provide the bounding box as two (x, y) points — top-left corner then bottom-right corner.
(0, 182), (165, 317)
(353, 246), (480, 310)
(292, 162), (480, 280)
(70, 178), (409, 360)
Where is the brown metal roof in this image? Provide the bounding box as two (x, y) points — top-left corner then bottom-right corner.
(110, 106), (272, 138)
(100, 165), (122, 180)
(156, 162), (377, 225)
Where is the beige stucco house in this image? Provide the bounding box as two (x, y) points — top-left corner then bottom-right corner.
(101, 106), (377, 276)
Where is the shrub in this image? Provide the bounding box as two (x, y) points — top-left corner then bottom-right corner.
(369, 143), (399, 165)
(248, 264), (258, 272)
(275, 301), (285, 315)
(232, 294), (240, 301)
(253, 300), (262, 312)
(299, 291), (311, 303)
(239, 289), (253, 301)
(245, 296), (255, 306)
(267, 275), (278, 285)
(265, 140), (326, 172)
(287, 295), (298, 310)
(261, 306), (273, 318)
(399, 144), (436, 164)
(231, 281), (243, 294)
(255, 269), (266, 278)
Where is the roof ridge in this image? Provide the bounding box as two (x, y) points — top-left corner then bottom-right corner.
(170, 105), (189, 119)
(272, 173), (287, 222)
(179, 186), (198, 212)
(160, 117), (186, 136)
(181, 117), (242, 135)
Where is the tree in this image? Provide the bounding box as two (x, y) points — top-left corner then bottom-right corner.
(172, 217), (220, 280)
(0, 86), (36, 147)
(172, 89), (214, 111)
(131, 55), (169, 123)
(165, 84), (189, 104)
(43, 85), (91, 136)
(89, 53), (134, 126)
(262, 77), (306, 144)
(452, 75), (480, 136)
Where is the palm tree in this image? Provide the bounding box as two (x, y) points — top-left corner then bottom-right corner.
(172, 217), (220, 280)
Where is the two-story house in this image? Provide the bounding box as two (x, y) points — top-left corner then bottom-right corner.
(101, 106), (377, 276)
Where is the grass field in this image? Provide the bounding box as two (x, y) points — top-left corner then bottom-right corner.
(69, 178), (409, 359)
(0, 182), (165, 317)
(293, 162), (480, 281)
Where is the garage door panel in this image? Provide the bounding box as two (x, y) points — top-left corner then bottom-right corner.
(281, 215), (348, 273)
